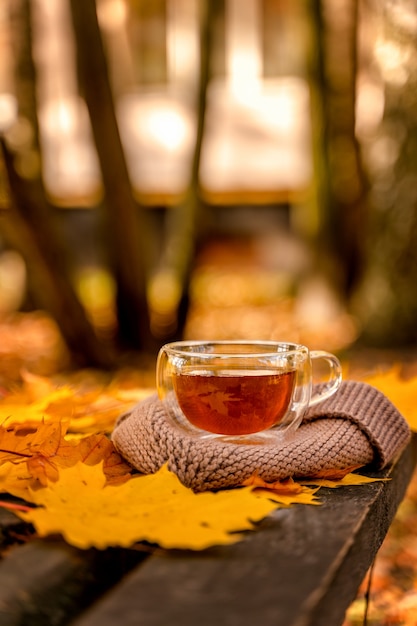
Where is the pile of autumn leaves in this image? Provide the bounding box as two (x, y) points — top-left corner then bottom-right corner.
(0, 367), (415, 551)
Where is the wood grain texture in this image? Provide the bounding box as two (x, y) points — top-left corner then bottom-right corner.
(71, 435), (417, 626)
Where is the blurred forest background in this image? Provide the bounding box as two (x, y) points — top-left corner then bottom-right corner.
(1, 3), (417, 622)
(0, 0), (417, 378)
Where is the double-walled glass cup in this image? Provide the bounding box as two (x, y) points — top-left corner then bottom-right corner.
(157, 341), (342, 443)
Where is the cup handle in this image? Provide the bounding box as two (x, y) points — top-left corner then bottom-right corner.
(309, 350), (342, 407)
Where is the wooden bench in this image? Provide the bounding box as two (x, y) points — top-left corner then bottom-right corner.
(0, 434), (416, 626)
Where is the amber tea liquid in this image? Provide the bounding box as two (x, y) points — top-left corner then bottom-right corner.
(172, 369), (296, 435)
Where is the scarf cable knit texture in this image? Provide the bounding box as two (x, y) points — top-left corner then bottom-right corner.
(112, 381), (411, 492)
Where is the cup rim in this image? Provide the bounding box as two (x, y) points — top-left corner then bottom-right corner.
(160, 340), (306, 358)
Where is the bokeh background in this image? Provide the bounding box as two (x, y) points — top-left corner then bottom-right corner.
(1, 3), (417, 622)
(1, 0), (417, 378)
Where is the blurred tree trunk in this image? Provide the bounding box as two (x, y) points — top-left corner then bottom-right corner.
(148, 0), (217, 340)
(69, 0), (153, 352)
(352, 2), (417, 346)
(306, 0), (368, 296)
(0, 0), (114, 369)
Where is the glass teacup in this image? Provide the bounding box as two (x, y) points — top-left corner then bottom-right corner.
(157, 340), (342, 442)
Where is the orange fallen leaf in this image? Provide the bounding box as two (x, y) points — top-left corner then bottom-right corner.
(0, 419), (132, 495)
(27, 455), (60, 485)
(0, 420), (64, 463)
(63, 433), (133, 485)
(305, 465), (363, 481)
(242, 473), (303, 494)
(241, 473), (320, 506)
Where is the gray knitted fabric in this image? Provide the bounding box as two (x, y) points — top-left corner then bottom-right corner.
(111, 381), (411, 492)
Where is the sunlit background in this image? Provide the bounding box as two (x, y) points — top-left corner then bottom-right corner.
(0, 0), (417, 378)
(1, 4), (417, 622)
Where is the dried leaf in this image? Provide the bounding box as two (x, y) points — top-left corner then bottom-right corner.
(27, 455), (60, 486)
(0, 420), (64, 463)
(68, 434), (132, 485)
(304, 466), (363, 481)
(242, 474), (303, 493)
(300, 472), (389, 489)
(241, 473), (320, 506)
(0, 420), (131, 496)
(268, 486), (321, 507)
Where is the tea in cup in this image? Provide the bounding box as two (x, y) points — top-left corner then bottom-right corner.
(157, 341), (342, 441)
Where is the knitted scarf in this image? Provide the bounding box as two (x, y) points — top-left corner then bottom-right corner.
(112, 381), (411, 492)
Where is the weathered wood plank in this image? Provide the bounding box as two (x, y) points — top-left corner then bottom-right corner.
(0, 540), (147, 626)
(71, 435), (417, 626)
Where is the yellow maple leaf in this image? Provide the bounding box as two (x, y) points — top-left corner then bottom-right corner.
(300, 472), (389, 489)
(363, 366), (417, 432)
(17, 463), (284, 551)
(0, 370), (153, 435)
(0, 462), (34, 500)
(0, 389), (72, 425)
